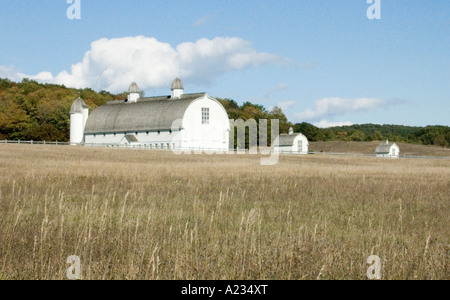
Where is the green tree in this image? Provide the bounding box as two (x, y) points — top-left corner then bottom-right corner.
(0, 98), (31, 140)
(268, 106), (292, 135)
(348, 130), (366, 141)
(372, 130), (383, 141)
(293, 122), (322, 141)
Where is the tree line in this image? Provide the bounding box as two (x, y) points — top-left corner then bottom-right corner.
(1, 78), (449, 147)
(218, 98), (449, 148)
(0, 78), (118, 141)
(293, 122), (450, 147)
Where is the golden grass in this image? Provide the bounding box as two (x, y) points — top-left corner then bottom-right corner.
(0, 144), (449, 280)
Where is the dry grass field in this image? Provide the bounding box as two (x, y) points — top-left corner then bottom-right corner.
(0, 144), (448, 280)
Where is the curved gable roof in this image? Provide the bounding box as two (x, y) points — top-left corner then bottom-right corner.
(128, 82), (141, 93)
(171, 78), (184, 90)
(84, 93), (206, 134)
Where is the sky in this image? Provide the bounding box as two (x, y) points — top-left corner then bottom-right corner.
(0, 0), (448, 127)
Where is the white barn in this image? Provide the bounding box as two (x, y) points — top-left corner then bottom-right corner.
(70, 78), (230, 152)
(274, 128), (309, 154)
(375, 140), (400, 158)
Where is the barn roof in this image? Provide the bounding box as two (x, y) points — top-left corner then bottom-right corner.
(125, 134), (139, 143)
(375, 142), (397, 153)
(128, 82), (141, 93)
(171, 78), (184, 90)
(84, 93), (206, 134)
(277, 133), (307, 146)
(70, 97), (88, 114)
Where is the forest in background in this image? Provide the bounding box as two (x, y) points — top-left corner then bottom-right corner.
(1, 78), (449, 147)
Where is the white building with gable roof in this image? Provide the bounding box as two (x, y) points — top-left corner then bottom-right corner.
(70, 78), (230, 151)
(274, 127), (309, 154)
(375, 140), (400, 158)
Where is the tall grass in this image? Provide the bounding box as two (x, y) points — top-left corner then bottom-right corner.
(0, 145), (448, 280)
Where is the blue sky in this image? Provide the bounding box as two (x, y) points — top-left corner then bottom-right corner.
(0, 0), (448, 127)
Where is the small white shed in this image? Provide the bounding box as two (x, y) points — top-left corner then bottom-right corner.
(274, 128), (309, 154)
(375, 140), (400, 158)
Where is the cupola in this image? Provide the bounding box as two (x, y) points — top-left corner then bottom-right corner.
(127, 82), (141, 103)
(171, 78), (184, 99)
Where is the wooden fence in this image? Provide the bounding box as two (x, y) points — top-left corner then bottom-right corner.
(0, 140), (448, 160)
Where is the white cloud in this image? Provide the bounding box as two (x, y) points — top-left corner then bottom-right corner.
(265, 83), (289, 97)
(18, 71), (54, 82)
(314, 120), (354, 128)
(3, 36), (297, 93)
(0, 66), (22, 82)
(192, 13), (217, 27)
(270, 100), (297, 113)
(297, 97), (403, 122)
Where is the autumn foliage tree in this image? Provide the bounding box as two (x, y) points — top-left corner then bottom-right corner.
(0, 78), (116, 141)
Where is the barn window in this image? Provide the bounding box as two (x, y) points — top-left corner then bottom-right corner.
(202, 108), (210, 125)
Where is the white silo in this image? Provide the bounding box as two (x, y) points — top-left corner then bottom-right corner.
(70, 97), (89, 145)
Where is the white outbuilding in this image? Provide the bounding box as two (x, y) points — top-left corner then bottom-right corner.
(70, 78), (231, 152)
(375, 140), (400, 158)
(274, 128), (309, 154)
